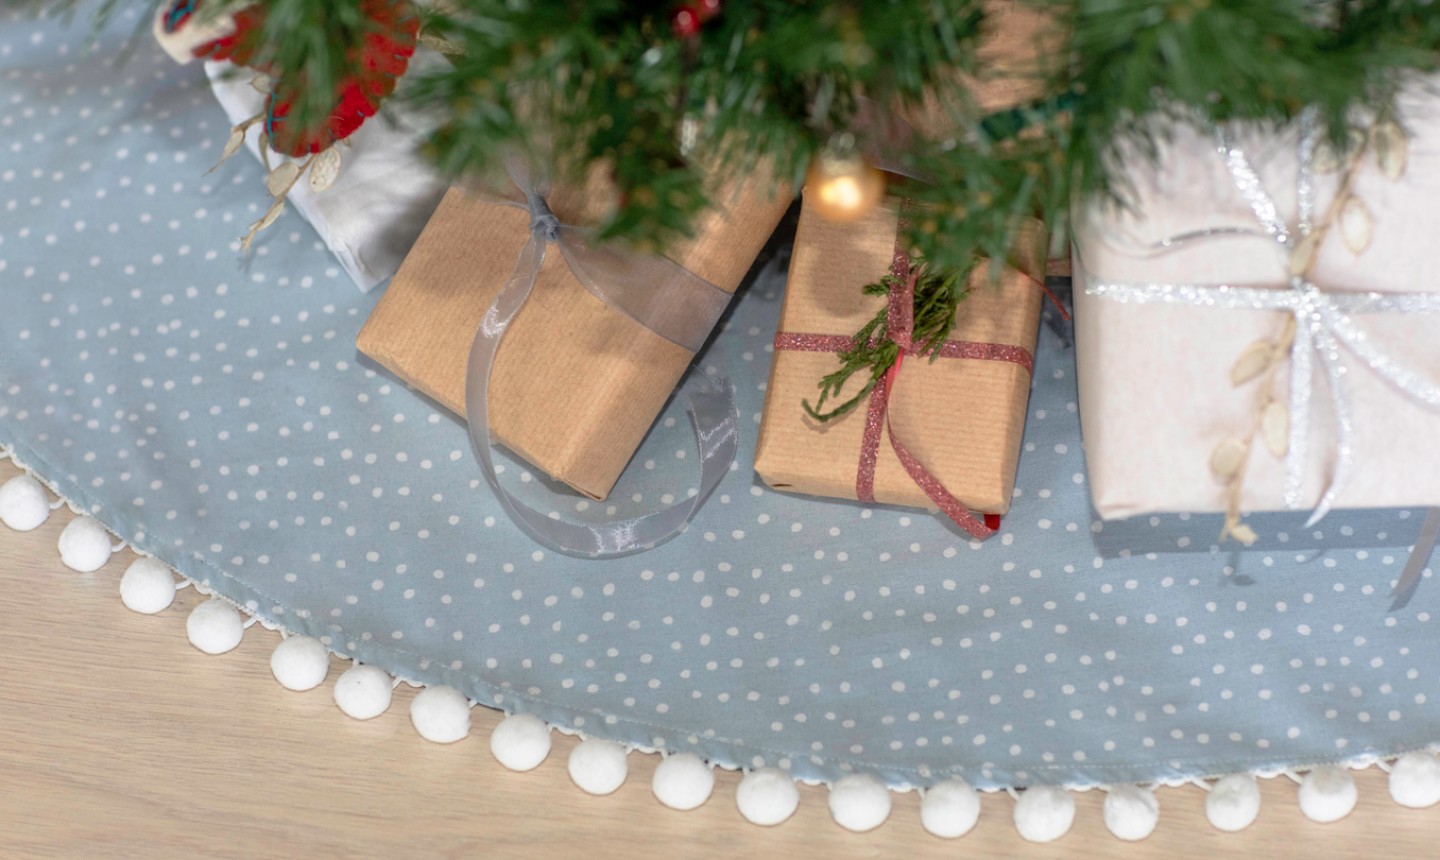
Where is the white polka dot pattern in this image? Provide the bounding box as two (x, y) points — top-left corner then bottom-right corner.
(2, 6), (1440, 794)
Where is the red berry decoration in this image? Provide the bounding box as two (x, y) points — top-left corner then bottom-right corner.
(189, 3), (272, 69)
(672, 6), (701, 39)
(697, 0), (722, 21)
(165, 0), (418, 158)
(263, 0), (419, 156)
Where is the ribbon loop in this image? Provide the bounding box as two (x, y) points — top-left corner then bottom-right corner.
(463, 160), (740, 558)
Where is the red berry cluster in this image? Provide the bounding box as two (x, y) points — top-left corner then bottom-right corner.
(672, 0), (721, 39)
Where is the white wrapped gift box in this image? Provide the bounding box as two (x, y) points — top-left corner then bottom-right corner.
(1073, 83), (1440, 520)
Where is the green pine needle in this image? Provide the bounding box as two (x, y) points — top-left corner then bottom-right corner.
(803, 259), (975, 423)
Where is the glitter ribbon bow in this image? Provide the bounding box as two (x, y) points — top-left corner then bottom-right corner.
(463, 159), (739, 558)
(1084, 115), (1440, 529)
(774, 237), (1043, 540)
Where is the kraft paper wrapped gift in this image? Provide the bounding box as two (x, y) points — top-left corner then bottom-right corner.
(1073, 87), (1440, 520)
(357, 168), (792, 501)
(754, 191), (1046, 518)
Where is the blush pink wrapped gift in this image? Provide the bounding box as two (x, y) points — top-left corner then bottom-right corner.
(1073, 86), (1440, 524)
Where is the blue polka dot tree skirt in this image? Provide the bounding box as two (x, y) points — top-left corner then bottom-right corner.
(4, 6), (1439, 794)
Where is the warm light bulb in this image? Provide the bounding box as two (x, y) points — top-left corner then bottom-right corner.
(806, 136), (885, 222)
(818, 175), (863, 211)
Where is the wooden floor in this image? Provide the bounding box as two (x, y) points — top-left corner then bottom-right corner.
(1, 459), (1436, 859)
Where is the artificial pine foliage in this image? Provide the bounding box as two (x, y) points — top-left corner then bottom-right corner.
(25, 0), (1440, 276)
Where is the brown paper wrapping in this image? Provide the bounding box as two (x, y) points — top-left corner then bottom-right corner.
(754, 192), (1044, 515)
(1073, 80), (1440, 519)
(357, 167), (792, 500)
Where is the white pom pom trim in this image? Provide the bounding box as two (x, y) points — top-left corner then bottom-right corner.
(653, 752), (715, 811)
(920, 778), (981, 839)
(1295, 766), (1357, 823)
(1388, 751), (1440, 808)
(119, 557), (177, 614)
(736, 768), (800, 826)
(270, 635), (331, 692)
(1206, 773), (1262, 832)
(1103, 784), (1160, 841)
(490, 713), (552, 772)
(0, 473), (53, 531)
(568, 738), (629, 796)
(410, 685), (472, 744)
(828, 773), (891, 833)
(13, 452), (1440, 840)
(59, 515), (120, 572)
(186, 598), (245, 655)
(1013, 785), (1075, 843)
(333, 664), (395, 721)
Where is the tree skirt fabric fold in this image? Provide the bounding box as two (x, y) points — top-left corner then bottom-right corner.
(3, 5), (1439, 792)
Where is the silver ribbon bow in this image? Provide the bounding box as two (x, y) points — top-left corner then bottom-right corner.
(1085, 114), (1440, 528)
(464, 159), (739, 558)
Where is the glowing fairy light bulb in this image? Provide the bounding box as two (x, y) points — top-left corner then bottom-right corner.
(807, 132), (885, 221)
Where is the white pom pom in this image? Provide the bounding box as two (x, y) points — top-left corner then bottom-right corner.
(828, 773), (891, 833)
(920, 778), (981, 839)
(652, 753), (715, 811)
(568, 739), (629, 796)
(269, 635), (330, 691)
(1389, 751), (1440, 808)
(185, 598), (244, 655)
(736, 768), (800, 826)
(119, 557), (175, 614)
(490, 713), (551, 772)
(410, 685), (471, 744)
(1207, 774), (1261, 832)
(1104, 785), (1159, 841)
(333, 664), (393, 720)
(59, 516), (112, 572)
(1298, 767), (1357, 823)
(1014, 785), (1075, 843)
(0, 474), (50, 531)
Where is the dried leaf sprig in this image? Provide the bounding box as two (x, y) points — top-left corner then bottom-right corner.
(803, 258), (976, 423)
(206, 73), (349, 251)
(1215, 315), (1296, 546)
(1214, 114), (1408, 545)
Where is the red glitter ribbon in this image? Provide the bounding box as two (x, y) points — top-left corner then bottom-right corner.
(773, 243), (1041, 540)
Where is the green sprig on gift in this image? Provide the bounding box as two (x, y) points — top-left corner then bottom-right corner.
(803, 258), (976, 423)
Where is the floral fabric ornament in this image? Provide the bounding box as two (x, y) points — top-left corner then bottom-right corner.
(158, 0), (420, 247)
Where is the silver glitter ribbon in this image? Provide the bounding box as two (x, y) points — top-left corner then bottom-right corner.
(464, 158), (739, 558)
(1084, 113), (1440, 528)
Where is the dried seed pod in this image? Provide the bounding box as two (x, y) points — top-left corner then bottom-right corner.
(1210, 439), (1248, 480)
(210, 126), (246, 173)
(1262, 400), (1289, 458)
(265, 160), (302, 197)
(242, 199), (286, 251)
(1339, 196), (1373, 255)
(1231, 341), (1275, 386)
(1229, 522), (1259, 546)
(1373, 121), (1408, 180)
(1289, 232), (1321, 278)
(1311, 139), (1341, 175)
(1276, 315), (1297, 354)
(309, 148), (342, 193)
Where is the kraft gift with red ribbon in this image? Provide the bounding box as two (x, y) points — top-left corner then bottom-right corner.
(755, 190), (1048, 536)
